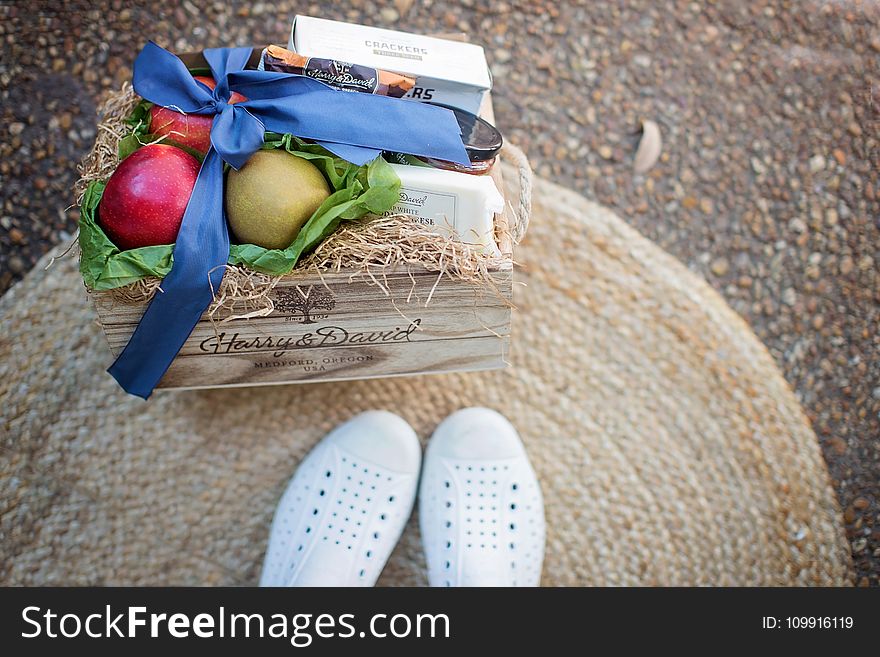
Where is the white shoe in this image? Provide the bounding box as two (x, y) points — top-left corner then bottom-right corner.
(260, 411), (421, 586)
(419, 408), (545, 587)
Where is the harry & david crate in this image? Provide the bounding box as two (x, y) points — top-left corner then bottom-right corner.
(86, 50), (531, 390)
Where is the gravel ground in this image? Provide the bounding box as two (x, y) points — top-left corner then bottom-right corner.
(1, 0), (877, 585)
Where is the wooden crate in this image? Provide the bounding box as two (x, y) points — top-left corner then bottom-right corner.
(91, 260), (512, 390)
(90, 145), (515, 391)
(92, 167), (514, 390)
(89, 50), (518, 390)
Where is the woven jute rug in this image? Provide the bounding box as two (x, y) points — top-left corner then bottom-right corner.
(0, 168), (852, 586)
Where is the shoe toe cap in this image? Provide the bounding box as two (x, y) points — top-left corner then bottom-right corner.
(428, 407), (525, 460)
(328, 410), (421, 474)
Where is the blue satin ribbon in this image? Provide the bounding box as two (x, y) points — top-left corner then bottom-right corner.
(107, 42), (469, 398)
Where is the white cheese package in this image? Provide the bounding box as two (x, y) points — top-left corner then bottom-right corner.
(289, 15), (492, 114)
(387, 163), (505, 256)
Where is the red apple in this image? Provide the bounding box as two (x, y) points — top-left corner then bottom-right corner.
(148, 75), (246, 155)
(193, 75), (247, 104)
(98, 144), (200, 249)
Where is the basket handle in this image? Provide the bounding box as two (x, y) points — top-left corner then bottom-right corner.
(500, 142), (533, 244)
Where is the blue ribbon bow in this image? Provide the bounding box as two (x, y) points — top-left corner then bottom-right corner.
(107, 42), (469, 398)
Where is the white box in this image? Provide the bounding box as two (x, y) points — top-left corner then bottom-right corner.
(387, 163), (505, 256)
(289, 15), (492, 114)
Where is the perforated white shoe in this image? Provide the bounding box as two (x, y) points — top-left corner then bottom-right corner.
(260, 411), (421, 587)
(419, 408), (545, 587)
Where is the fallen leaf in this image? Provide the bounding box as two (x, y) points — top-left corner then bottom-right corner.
(633, 119), (662, 173)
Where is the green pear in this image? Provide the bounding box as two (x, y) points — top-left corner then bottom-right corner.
(225, 150), (332, 249)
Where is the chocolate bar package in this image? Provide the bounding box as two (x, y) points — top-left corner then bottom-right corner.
(259, 45), (416, 98)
